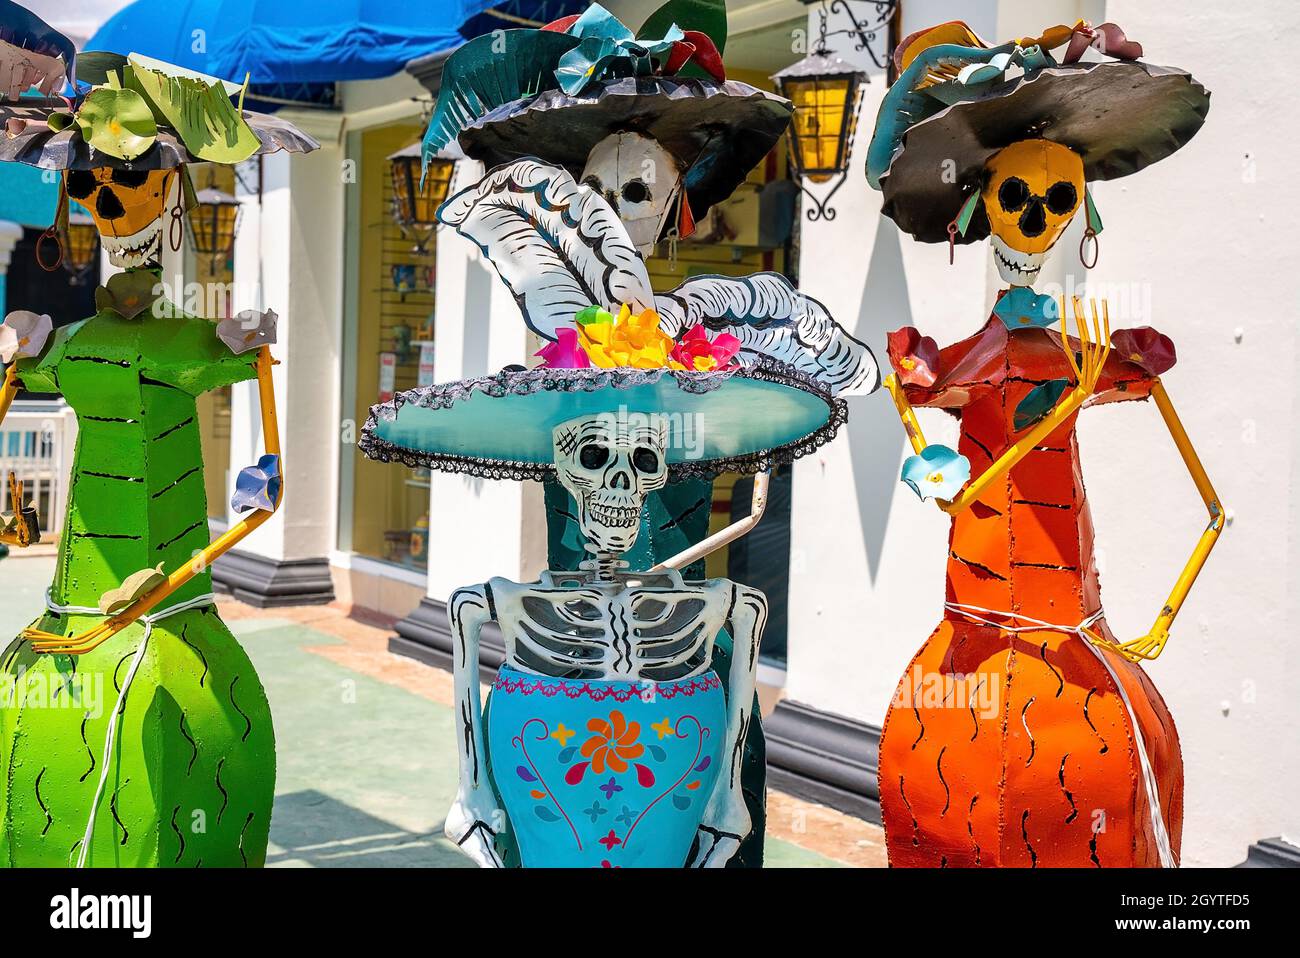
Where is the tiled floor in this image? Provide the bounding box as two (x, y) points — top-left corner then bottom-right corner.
(2, 554), (887, 867)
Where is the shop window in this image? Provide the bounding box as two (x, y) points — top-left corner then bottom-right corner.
(346, 124), (435, 571)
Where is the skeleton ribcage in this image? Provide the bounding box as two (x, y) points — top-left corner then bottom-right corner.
(504, 587), (718, 682)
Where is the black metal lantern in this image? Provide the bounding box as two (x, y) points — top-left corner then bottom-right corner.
(60, 210), (100, 284)
(773, 0), (898, 221)
(773, 51), (866, 222)
(188, 186), (241, 269)
(389, 141), (455, 253)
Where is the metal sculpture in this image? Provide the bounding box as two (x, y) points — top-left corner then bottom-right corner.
(0, 4), (317, 867)
(361, 1), (878, 867)
(866, 19), (1220, 867)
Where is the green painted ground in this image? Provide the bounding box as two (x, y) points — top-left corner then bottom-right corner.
(2, 556), (839, 868)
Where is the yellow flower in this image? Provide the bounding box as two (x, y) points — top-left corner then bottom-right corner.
(578, 304), (684, 370)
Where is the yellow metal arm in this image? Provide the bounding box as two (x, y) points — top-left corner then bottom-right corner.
(1, 364), (41, 548)
(884, 373), (928, 455)
(888, 296), (1110, 517)
(0, 362), (17, 420)
(1115, 380), (1225, 663)
(26, 346), (283, 655)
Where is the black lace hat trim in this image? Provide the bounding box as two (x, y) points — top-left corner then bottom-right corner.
(358, 358), (847, 483)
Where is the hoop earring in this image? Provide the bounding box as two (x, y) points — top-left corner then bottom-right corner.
(169, 204), (184, 252)
(36, 228), (63, 271)
(1079, 227), (1099, 269)
(37, 183), (69, 271)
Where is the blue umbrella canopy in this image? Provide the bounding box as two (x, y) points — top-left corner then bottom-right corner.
(86, 0), (496, 84)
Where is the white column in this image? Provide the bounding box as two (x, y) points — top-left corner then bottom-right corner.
(228, 145), (344, 564)
(423, 161), (546, 604)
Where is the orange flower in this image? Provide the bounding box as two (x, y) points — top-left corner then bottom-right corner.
(580, 709), (644, 774)
(578, 304), (682, 370)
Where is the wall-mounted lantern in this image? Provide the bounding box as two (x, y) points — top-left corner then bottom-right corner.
(773, 52), (866, 221)
(389, 141), (455, 253)
(188, 186), (241, 269)
(60, 209), (100, 284)
(773, 0), (897, 221)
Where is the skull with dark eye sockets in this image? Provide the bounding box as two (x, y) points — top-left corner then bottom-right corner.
(979, 138), (1084, 286)
(552, 413), (669, 556)
(63, 167), (174, 268)
(579, 131), (683, 257)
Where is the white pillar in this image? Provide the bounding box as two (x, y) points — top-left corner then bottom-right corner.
(224, 145), (344, 595)
(423, 160), (546, 604)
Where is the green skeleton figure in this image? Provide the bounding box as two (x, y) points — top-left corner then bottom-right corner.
(1, 280), (274, 867)
(0, 19), (316, 865)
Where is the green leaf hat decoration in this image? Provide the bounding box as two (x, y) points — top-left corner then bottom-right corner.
(73, 86), (158, 160)
(1, 35), (317, 171)
(123, 55), (260, 164)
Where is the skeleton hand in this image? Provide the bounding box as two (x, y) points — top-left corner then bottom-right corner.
(1059, 295), (1111, 401)
(688, 735), (753, 868)
(688, 824), (747, 868)
(1116, 626), (1171, 663)
(0, 472), (39, 548)
(444, 790), (507, 868)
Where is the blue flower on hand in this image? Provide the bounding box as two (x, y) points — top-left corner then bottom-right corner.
(230, 454), (281, 514)
(901, 445), (970, 502)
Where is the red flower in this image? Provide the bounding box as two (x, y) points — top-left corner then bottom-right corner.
(1110, 326), (1176, 377)
(665, 32), (726, 81)
(887, 326), (940, 387)
(669, 324), (741, 372)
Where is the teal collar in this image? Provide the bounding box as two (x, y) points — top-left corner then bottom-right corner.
(993, 286), (1058, 329)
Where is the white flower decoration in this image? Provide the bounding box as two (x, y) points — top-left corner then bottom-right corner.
(0, 311), (53, 363)
(217, 308), (278, 355)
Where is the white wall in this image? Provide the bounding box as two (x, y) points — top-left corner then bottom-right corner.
(423, 160), (547, 601)
(787, 0), (1300, 864)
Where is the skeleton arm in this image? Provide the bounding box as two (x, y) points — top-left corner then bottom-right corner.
(690, 580), (767, 868)
(25, 346), (283, 654)
(444, 582), (506, 867)
(1114, 381), (1225, 662)
(888, 296), (1110, 516)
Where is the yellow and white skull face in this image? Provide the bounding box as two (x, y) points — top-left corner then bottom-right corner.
(63, 168), (174, 268)
(980, 139), (1084, 286)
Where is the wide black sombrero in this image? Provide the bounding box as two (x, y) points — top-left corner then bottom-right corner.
(460, 77), (790, 220)
(420, 2), (791, 223)
(867, 28), (1210, 244)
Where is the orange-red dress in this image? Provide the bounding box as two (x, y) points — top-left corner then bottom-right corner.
(879, 314), (1183, 868)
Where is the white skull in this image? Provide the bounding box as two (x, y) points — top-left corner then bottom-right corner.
(580, 132), (682, 256)
(552, 413), (669, 555)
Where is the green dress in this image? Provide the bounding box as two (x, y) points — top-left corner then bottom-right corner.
(0, 290), (275, 867)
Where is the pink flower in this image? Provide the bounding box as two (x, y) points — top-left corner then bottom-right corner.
(668, 324), (741, 372)
(535, 327), (591, 369)
(887, 326), (940, 387)
(1110, 326), (1176, 377)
